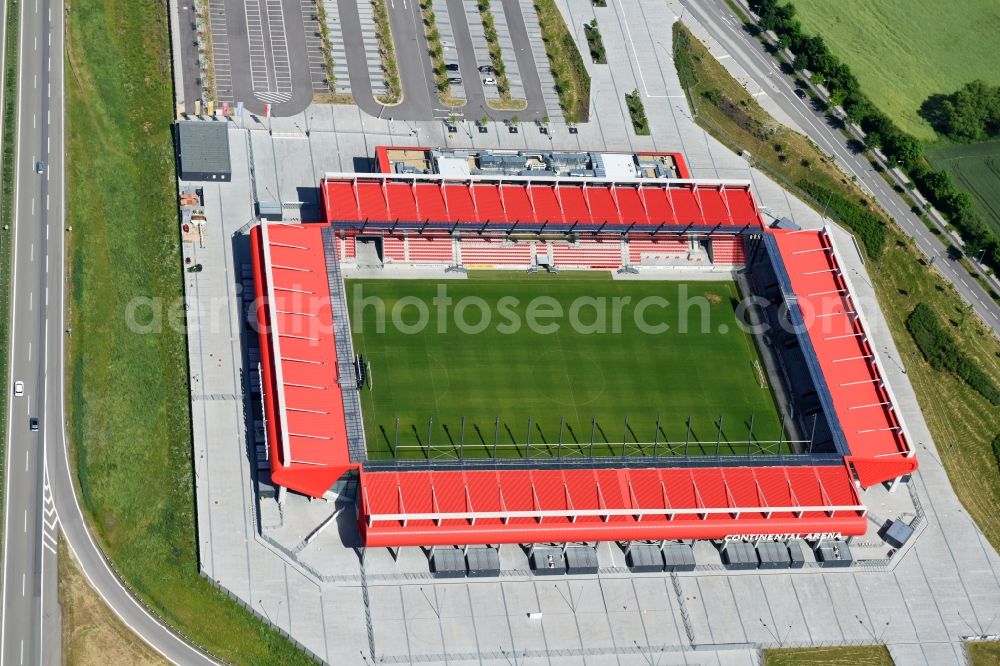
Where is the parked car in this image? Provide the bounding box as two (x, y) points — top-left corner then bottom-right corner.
(29, 416), (39, 432)
(35, 160), (45, 174)
(794, 88), (806, 99)
(13, 380), (24, 397)
(478, 65), (494, 74)
(445, 63), (459, 71)
(483, 77), (497, 86)
(447, 77), (462, 84)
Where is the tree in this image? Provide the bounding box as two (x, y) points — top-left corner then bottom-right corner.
(883, 132), (921, 167)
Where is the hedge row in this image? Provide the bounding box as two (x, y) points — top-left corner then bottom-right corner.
(905, 304), (1000, 405)
(796, 180), (886, 258)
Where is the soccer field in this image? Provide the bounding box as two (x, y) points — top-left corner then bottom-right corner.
(346, 273), (786, 461)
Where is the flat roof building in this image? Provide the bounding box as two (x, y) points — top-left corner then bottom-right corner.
(175, 121), (231, 182)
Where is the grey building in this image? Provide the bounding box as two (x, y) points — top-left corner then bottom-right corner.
(174, 121), (231, 181)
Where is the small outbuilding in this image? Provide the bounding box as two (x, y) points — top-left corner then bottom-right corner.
(175, 121), (231, 181)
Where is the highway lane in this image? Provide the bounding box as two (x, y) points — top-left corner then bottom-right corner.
(681, 0), (1000, 336)
(0, 0), (60, 661)
(0, 0), (218, 663)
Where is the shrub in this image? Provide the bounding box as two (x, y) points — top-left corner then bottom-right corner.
(906, 303), (1000, 405)
(797, 180), (886, 258)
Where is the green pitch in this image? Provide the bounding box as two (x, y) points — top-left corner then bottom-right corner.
(346, 273), (786, 461)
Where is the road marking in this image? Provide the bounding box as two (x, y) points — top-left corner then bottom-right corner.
(30, 198), (34, 215)
(21, 574), (24, 598)
(1, 0), (32, 656)
(33, 74), (36, 88)
(23, 510), (27, 533)
(24, 449), (28, 473)
(30, 243), (33, 261)
(27, 342), (31, 360)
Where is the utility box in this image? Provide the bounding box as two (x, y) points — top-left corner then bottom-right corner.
(625, 544), (665, 573)
(662, 543), (696, 572)
(788, 541), (806, 569)
(564, 547), (598, 575)
(721, 542), (759, 570)
(430, 548), (466, 578)
(882, 519), (915, 549)
(756, 542), (791, 570)
(529, 547), (565, 575)
(465, 547), (501, 578)
(814, 541), (853, 568)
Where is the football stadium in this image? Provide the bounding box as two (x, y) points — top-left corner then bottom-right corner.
(249, 147), (918, 555)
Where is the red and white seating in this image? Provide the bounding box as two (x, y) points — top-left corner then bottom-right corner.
(711, 237), (747, 265)
(407, 234), (455, 263)
(628, 235), (689, 263)
(381, 235), (406, 261)
(552, 240), (622, 269)
(337, 233), (356, 259)
(459, 237), (532, 266)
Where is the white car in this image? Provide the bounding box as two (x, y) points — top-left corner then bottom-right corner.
(13, 381), (24, 397)
(483, 77), (497, 86)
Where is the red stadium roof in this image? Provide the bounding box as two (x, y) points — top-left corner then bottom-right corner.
(321, 173), (763, 231)
(250, 224), (352, 497)
(772, 230), (917, 486)
(248, 167), (918, 546)
(359, 465), (867, 547)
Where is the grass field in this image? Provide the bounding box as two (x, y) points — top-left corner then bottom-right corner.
(347, 274), (786, 460)
(764, 645), (894, 666)
(66, 0), (309, 663)
(675, 20), (1000, 551)
(789, 0), (1000, 142)
(926, 139), (1000, 236)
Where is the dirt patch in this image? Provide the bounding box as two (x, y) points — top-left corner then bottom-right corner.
(704, 291), (722, 304)
(59, 540), (168, 666)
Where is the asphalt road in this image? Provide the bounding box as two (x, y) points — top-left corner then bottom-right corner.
(341, 0), (546, 121)
(0, 0), (219, 664)
(683, 0), (1000, 336)
(0, 0), (61, 660)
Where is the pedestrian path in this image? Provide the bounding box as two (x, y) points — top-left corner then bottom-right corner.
(209, 0), (234, 103)
(491, 0), (525, 100)
(354, 0), (389, 99)
(518, 0), (562, 120)
(431, 0), (467, 102)
(301, 0), (337, 95)
(321, 0), (353, 95)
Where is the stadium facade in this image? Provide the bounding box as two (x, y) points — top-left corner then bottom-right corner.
(249, 148), (918, 548)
